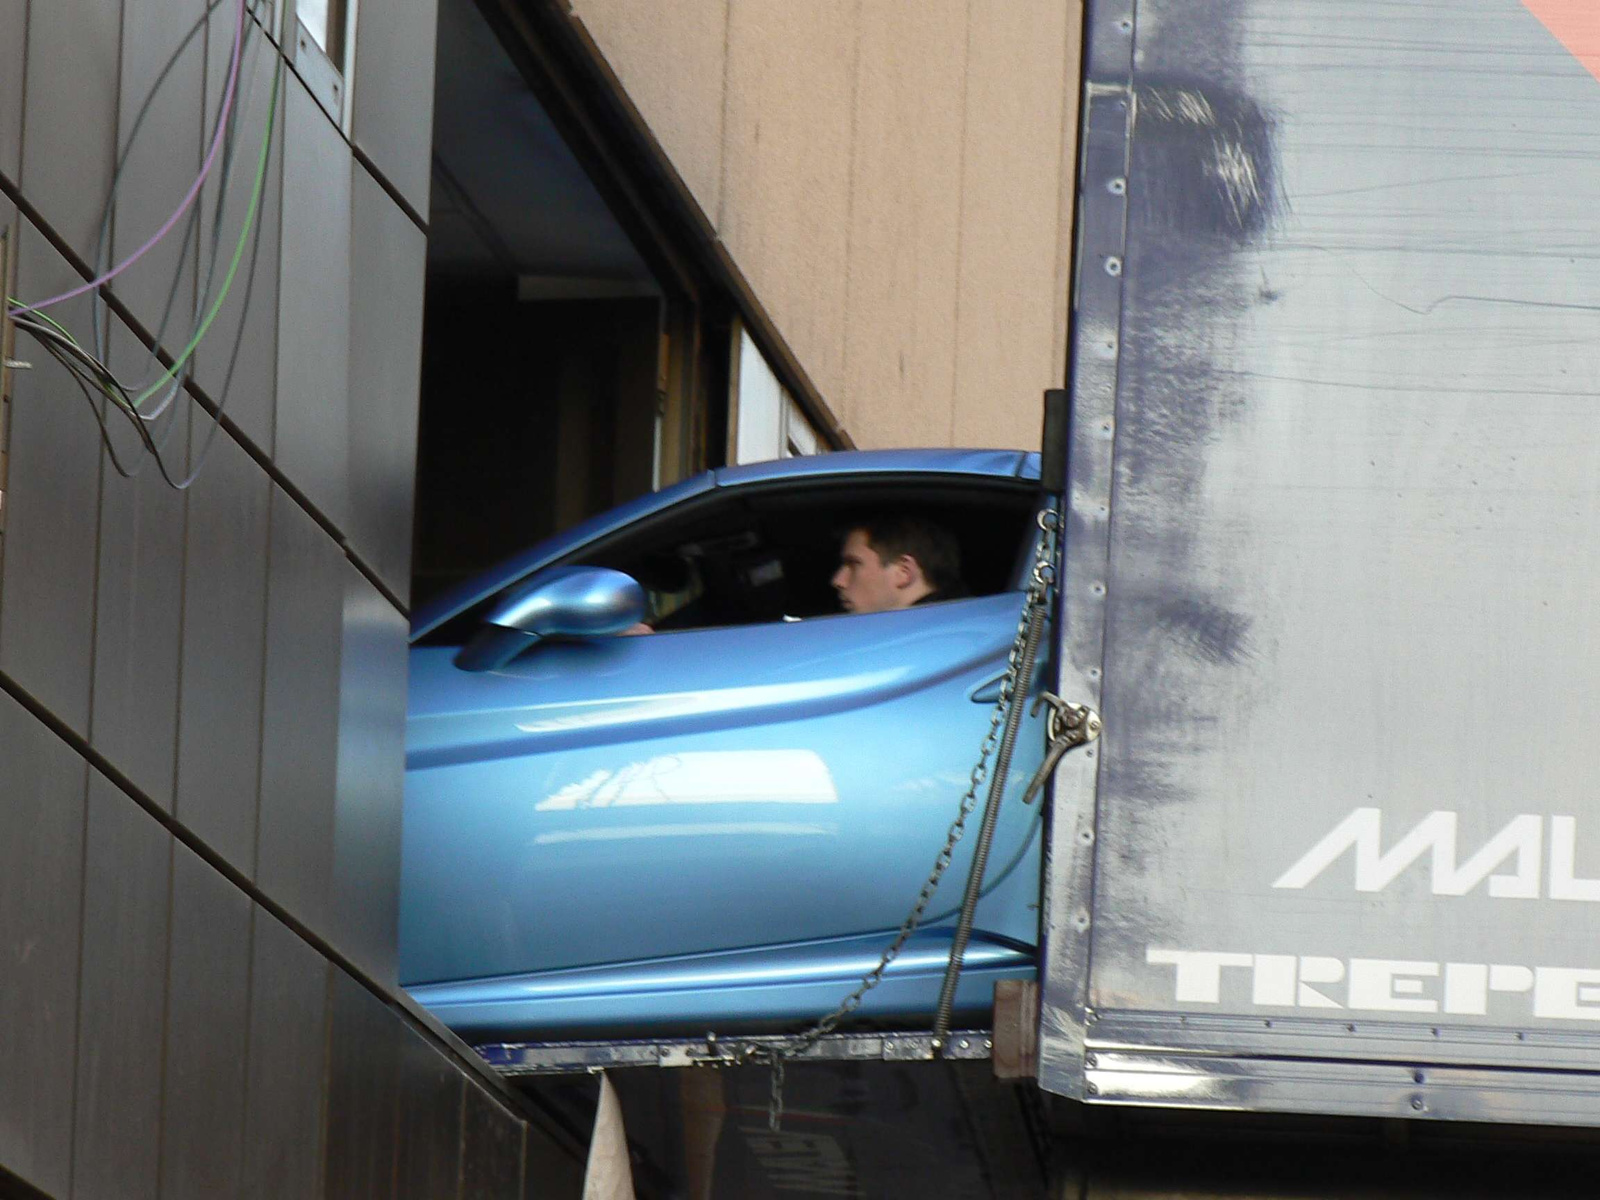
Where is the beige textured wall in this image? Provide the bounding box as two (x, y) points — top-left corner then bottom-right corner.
(571, 0), (1082, 452)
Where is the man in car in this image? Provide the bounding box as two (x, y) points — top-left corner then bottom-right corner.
(831, 514), (968, 614)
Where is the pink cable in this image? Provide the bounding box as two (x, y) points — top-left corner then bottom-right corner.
(8, 0), (247, 317)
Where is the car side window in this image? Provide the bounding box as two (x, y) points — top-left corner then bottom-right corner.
(417, 477), (1039, 645)
(569, 480), (1038, 634)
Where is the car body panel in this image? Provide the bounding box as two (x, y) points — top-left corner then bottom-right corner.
(401, 449), (1049, 1035)
(406, 930), (1035, 1038)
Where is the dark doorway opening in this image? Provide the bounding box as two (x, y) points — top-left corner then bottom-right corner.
(412, 0), (728, 612)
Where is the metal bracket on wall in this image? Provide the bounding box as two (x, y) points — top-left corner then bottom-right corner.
(478, 1028), (994, 1077)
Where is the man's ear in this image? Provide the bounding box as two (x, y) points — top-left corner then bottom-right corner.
(891, 553), (920, 591)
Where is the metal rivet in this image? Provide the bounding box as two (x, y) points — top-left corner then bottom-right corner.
(1087, 1082), (1100, 1095)
(1108, 177), (1127, 195)
(959, 1039), (970, 1050)
(1413, 1071), (1425, 1084)
(1085, 1053), (1098, 1068)
(1411, 1097), (1425, 1111)
(1104, 256), (1123, 276)
(984, 1039), (993, 1051)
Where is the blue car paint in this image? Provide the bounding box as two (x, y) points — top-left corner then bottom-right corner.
(408, 930), (1034, 1038)
(402, 449), (1049, 1036)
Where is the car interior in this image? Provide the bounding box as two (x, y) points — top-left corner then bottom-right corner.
(422, 476), (1041, 644)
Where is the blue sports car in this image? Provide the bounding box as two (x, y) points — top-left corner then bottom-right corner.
(401, 449), (1051, 1039)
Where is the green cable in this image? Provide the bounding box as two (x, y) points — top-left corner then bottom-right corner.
(133, 52), (281, 407)
(8, 302), (77, 345)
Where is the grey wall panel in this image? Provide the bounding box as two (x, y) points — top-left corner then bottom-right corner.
(19, 0), (119, 258)
(72, 777), (171, 1200)
(347, 164), (425, 601)
(0, 691), (87, 1199)
(350, 0), (438, 217)
(395, 1026), (465, 1200)
(0, 238), (105, 736)
(324, 971), (401, 1200)
(90, 330), (186, 807)
(0, 0), (24, 181)
(110, 0), (203, 337)
(197, 2), (285, 453)
(241, 909), (329, 1200)
(160, 844), (251, 1200)
(175, 429), (269, 869)
(257, 484), (342, 918)
(275, 76), (352, 532)
(462, 1081), (525, 1200)
(330, 562), (407, 983)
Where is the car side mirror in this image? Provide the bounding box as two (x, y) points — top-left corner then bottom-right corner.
(453, 566), (647, 672)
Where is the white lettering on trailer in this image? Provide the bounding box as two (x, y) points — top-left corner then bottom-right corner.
(1146, 947), (1600, 1021)
(1272, 809), (1600, 899)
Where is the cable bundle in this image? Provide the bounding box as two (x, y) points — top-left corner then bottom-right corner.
(6, 0), (282, 489)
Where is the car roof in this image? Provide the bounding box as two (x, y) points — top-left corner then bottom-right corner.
(411, 448), (1041, 639)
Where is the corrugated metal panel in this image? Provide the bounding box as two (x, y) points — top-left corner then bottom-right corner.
(257, 483), (342, 918)
(175, 430), (270, 869)
(350, 0), (438, 216)
(324, 971), (401, 1200)
(461, 1081), (525, 1200)
(159, 844), (252, 1200)
(196, 1), (285, 453)
(0, 239), (105, 736)
(241, 909), (329, 1200)
(347, 164), (424, 603)
(330, 562), (407, 983)
(72, 779), (171, 1200)
(0, 690), (87, 1199)
(90, 335), (186, 804)
(274, 75), (352, 531)
(395, 1026), (465, 1200)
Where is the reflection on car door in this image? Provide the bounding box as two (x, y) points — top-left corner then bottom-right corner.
(402, 593), (1044, 986)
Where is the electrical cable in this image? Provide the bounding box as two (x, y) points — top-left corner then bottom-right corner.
(15, 317), (166, 477)
(5, 0), (246, 319)
(92, 0), (268, 409)
(129, 6), (269, 458)
(131, 48), (279, 411)
(6, 44), (278, 491)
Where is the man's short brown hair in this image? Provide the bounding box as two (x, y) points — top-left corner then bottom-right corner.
(854, 513), (963, 595)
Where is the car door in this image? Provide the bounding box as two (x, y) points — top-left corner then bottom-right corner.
(401, 494), (1048, 989)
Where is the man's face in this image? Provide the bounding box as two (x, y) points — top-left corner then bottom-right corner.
(831, 529), (903, 614)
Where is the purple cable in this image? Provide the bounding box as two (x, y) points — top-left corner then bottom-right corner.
(8, 0), (247, 318)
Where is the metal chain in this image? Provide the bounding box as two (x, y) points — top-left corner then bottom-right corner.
(746, 505), (1061, 1128)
